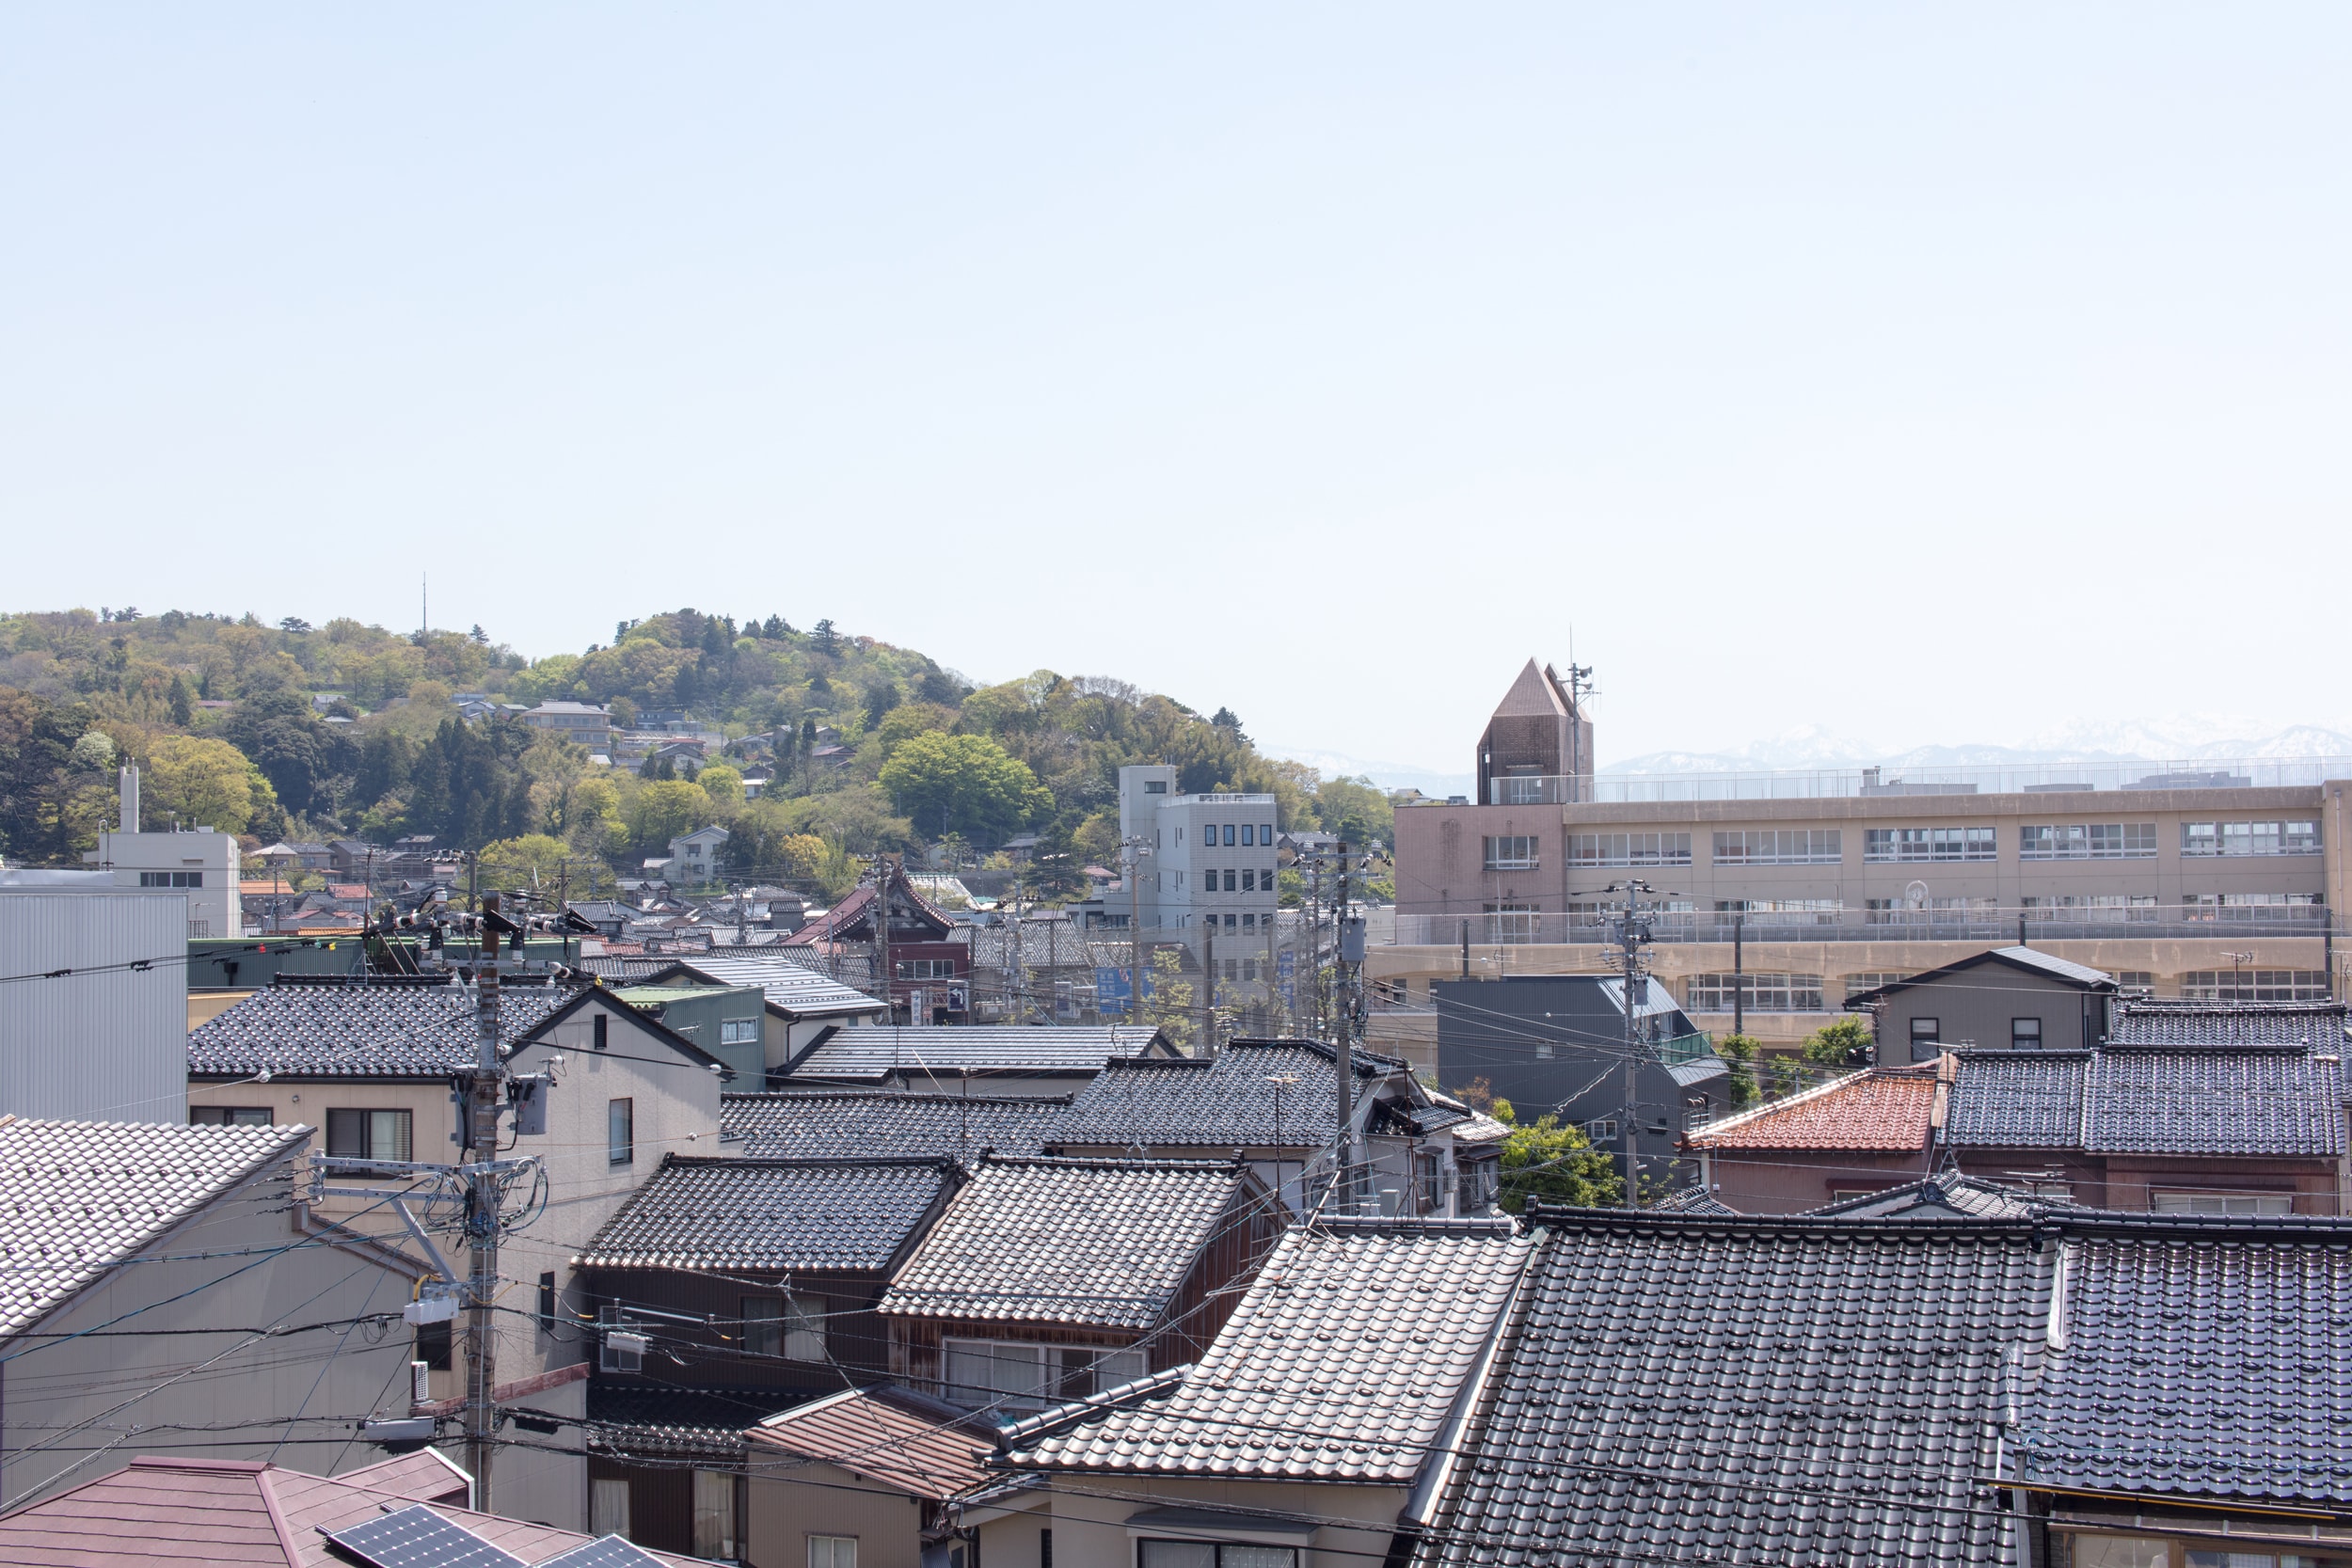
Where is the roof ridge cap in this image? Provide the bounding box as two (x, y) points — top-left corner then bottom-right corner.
(1687, 1067), (1879, 1138)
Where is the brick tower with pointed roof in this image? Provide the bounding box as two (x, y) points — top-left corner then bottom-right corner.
(1475, 659), (1594, 805)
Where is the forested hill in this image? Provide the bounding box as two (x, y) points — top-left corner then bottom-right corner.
(0, 607), (1394, 896)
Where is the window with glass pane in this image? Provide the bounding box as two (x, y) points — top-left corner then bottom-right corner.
(1712, 829), (1840, 865)
(692, 1469), (738, 1560)
(191, 1106), (272, 1126)
(590, 1478), (630, 1540)
(1864, 826), (1994, 863)
(325, 1108), (412, 1166)
(1482, 835), (1538, 870)
(944, 1338), (1047, 1403)
(1482, 903), (1538, 943)
(2067, 1536), (2170, 1568)
(807, 1536), (856, 1568)
(608, 1098), (633, 1166)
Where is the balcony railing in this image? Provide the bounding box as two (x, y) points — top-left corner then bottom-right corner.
(1465, 755), (2352, 806)
(1391, 905), (2332, 947)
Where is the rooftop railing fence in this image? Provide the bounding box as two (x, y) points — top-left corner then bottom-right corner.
(1472, 755), (2352, 806)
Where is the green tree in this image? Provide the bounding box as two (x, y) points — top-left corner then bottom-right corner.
(1802, 1016), (1875, 1069)
(1138, 945), (1198, 1051)
(1717, 1033), (1763, 1110)
(878, 731), (1051, 844)
(629, 779), (707, 850)
(1313, 775), (1395, 847)
(1497, 1117), (1623, 1212)
(145, 735), (276, 836)
(478, 832), (609, 895)
(698, 763), (744, 803)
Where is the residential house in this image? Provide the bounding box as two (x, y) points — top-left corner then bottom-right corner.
(723, 1089), (1070, 1159)
(666, 826), (729, 886)
(744, 1386), (1000, 1568)
(785, 879), (970, 1023)
(639, 953), (887, 1080)
(251, 839), (331, 872)
(327, 838), (378, 879)
(877, 1155), (1280, 1414)
(1843, 943), (2122, 1058)
(1, 883), (189, 1121)
(973, 1216), (1534, 1568)
(519, 700), (613, 752)
(0, 1117), (422, 1509)
(570, 1154), (964, 1556)
(1689, 1000), (2352, 1212)
(1432, 973), (1731, 1185)
(775, 1023), (1182, 1097)
(0, 1450), (713, 1566)
(1055, 1037), (1503, 1214)
(607, 979), (769, 1083)
(183, 974), (729, 1530)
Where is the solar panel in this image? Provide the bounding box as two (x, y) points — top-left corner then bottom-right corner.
(323, 1504), (529, 1568)
(532, 1537), (672, 1568)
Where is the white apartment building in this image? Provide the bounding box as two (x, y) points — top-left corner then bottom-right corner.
(1115, 765), (1279, 936)
(80, 768), (243, 937)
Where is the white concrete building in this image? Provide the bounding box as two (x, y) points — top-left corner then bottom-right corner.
(78, 767), (243, 936)
(1115, 765), (1279, 936)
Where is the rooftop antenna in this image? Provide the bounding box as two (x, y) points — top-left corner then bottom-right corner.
(421, 573), (429, 641)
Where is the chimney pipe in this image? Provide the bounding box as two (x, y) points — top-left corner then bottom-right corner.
(119, 765), (139, 833)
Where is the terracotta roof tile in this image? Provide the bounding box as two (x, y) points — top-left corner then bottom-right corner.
(747, 1385), (999, 1498)
(1687, 1069), (1935, 1152)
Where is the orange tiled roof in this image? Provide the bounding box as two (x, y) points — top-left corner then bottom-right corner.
(1689, 1070), (1936, 1152)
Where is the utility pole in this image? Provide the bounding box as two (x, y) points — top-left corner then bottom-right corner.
(1609, 879), (1657, 1206)
(874, 858), (894, 1023)
(465, 894), (515, 1508)
(1331, 841), (1363, 1216)
(1119, 834), (1152, 1024)
(1201, 920), (1217, 1057)
(1732, 913), (1745, 1041)
(1562, 661), (1595, 803)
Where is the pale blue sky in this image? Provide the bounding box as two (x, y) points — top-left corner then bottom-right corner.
(4, 7), (2346, 772)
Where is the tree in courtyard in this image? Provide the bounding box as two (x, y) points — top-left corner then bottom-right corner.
(1497, 1117), (1623, 1212)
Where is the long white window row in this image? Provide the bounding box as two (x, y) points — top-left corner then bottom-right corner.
(943, 1338), (1147, 1408)
(1684, 973), (1827, 1012)
(1483, 835), (1540, 871)
(1567, 832), (1692, 868)
(1195, 867), (1277, 892)
(2181, 820), (2320, 857)
(1712, 830), (1841, 865)
(2179, 970), (2332, 1002)
(1865, 826), (1995, 863)
(2019, 823), (2158, 860)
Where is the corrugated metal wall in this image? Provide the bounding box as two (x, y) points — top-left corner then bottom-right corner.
(0, 890), (187, 1122)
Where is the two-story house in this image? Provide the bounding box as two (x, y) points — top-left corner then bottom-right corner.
(876, 1154), (1280, 1412)
(183, 974), (729, 1531)
(570, 1154), (964, 1555)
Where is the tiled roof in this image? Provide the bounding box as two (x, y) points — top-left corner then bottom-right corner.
(722, 1090), (1069, 1159)
(0, 1117), (309, 1338)
(1056, 1039), (1401, 1149)
(585, 1384), (805, 1455)
(2012, 1216), (2352, 1507)
(1686, 1069), (1936, 1151)
(185, 976), (582, 1078)
(1649, 1184), (1739, 1215)
(2088, 1047), (2344, 1156)
(1810, 1176), (2051, 1220)
(1946, 1047), (2346, 1156)
(2108, 998), (2351, 1048)
(1843, 945), (2116, 1007)
(1009, 1219), (1531, 1483)
(0, 1454), (707, 1567)
(878, 1156), (1258, 1330)
(747, 1385), (1000, 1498)
(575, 1156), (956, 1272)
(661, 954), (884, 1019)
(1409, 1210), (2049, 1567)
(786, 1025), (1173, 1085)
(1945, 1053), (2089, 1148)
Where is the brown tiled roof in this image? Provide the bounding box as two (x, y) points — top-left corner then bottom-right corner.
(0, 1453), (710, 1567)
(746, 1385), (999, 1498)
(1687, 1069), (1936, 1152)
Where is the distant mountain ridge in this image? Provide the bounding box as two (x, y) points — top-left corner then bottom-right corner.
(1604, 719), (2352, 776)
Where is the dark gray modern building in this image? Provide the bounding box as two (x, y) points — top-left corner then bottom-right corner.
(1433, 974), (1729, 1188)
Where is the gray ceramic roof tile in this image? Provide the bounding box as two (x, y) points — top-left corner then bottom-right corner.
(721, 1091), (1069, 1159)
(2087, 1048), (2344, 1156)
(0, 1117), (310, 1337)
(1810, 1177), (2053, 1220)
(786, 1026), (1170, 1084)
(1009, 1218), (1529, 1483)
(878, 1156), (1254, 1330)
(1945, 1053), (2089, 1148)
(575, 1156), (955, 1272)
(1411, 1210), (2048, 1567)
(186, 977), (581, 1078)
(2012, 1218), (2352, 1506)
(2108, 999), (2350, 1048)
(661, 955), (884, 1019)
(1057, 1039), (1397, 1149)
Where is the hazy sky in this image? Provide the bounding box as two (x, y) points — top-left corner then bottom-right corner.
(5, 7), (2346, 774)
